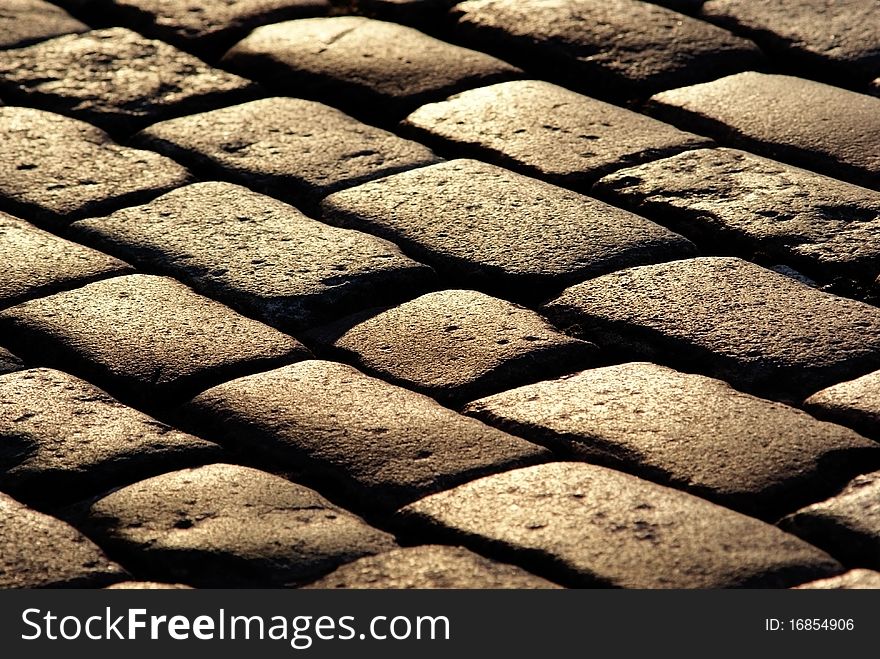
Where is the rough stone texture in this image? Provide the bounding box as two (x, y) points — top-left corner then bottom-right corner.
(0, 348), (23, 375)
(0, 368), (223, 503)
(794, 569), (880, 590)
(184, 361), (550, 512)
(543, 257), (880, 401)
(0, 28), (258, 135)
(105, 581), (192, 589)
(0, 106), (192, 226)
(465, 362), (880, 517)
(81, 463), (397, 586)
(397, 462), (842, 588)
(0, 211), (132, 309)
(648, 73), (880, 190)
(451, 0), (762, 99)
(402, 80), (711, 188)
(0, 492), (126, 588)
(134, 97), (440, 205)
(222, 16), (521, 116)
(0, 275), (308, 404)
(321, 159), (697, 298)
(0, 0), (88, 50)
(595, 148), (880, 281)
(72, 182), (437, 332)
(780, 471), (880, 569)
(315, 289), (597, 404)
(805, 370), (880, 441)
(702, 0), (880, 83)
(304, 545), (560, 589)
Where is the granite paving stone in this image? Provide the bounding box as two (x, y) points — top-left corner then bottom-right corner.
(780, 471), (880, 569)
(402, 80), (711, 188)
(184, 360), (550, 512)
(794, 569), (880, 590)
(133, 97), (440, 206)
(0, 275), (308, 404)
(304, 545), (560, 589)
(314, 289), (598, 404)
(0, 106), (192, 226)
(0, 348), (23, 375)
(396, 462), (842, 588)
(72, 182), (437, 332)
(0, 368), (223, 503)
(221, 16), (521, 116)
(805, 370), (880, 440)
(0, 0), (88, 50)
(543, 257), (880, 401)
(0, 492), (127, 588)
(321, 159), (697, 298)
(648, 73), (880, 190)
(464, 362), (880, 517)
(80, 463), (398, 586)
(595, 148), (880, 282)
(0, 211), (132, 309)
(0, 28), (258, 135)
(450, 0), (763, 99)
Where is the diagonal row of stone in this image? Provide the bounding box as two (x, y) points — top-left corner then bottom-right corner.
(0, 0), (88, 50)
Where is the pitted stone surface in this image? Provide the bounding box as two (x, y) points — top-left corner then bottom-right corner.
(0, 211), (131, 308)
(0, 28), (257, 134)
(397, 462), (842, 588)
(805, 370), (880, 440)
(304, 545), (560, 589)
(315, 290), (597, 404)
(72, 182), (437, 332)
(595, 148), (880, 281)
(184, 361), (550, 512)
(134, 97), (440, 204)
(780, 471), (880, 569)
(81, 463), (398, 586)
(403, 80), (711, 188)
(0, 368), (222, 503)
(648, 73), (880, 189)
(0, 106), (191, 225)
(0, 492), (126, 588)
(702, 0), (880, 82)
(321, 160), (697, 297)
(222, 16), (521, 115)
(543, 257), (880, 401)
(0, 275), (308, 403)
(795, 569), (880, 590)
(465, 362), (880, 517)
(0, 0), (88, 50)
(451, 0), (762, 98)
(0, 348), (23, 375)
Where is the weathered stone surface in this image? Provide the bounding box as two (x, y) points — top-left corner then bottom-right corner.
(72, 182), (437, 332)
(222, 16), (520, 115)
(0, 348), (23, 375)
(0, 211), (131, 308)
(702, 0), (880, 82)
(315, 290), (597, 404)
(0, 275), (308, 404)
(403, 80), (711, 188)
(805, 370), (880, 440)
(134, 97), (440, 205)
(465, 363), (880, 517)
(321, 160), (697, 297)
(105, 581), (192, 589)
(0, 0), (88, 50)
(0, 368), (223, 503)
(0, 492), (126, 588)
(0, 106), (191, 226)
(451, 0), (762, 98)
(184, 360), (549, 512)
(780, 471), (880, 569)
(81, 463), (397, 586)
(794, 569), (880, 590)
(397, 462), (842, 588)
(595, 148), (880, 281)
(649, 73), (880, 189)
(304, 545), (560, 589)
(543, 257), (880, 401)
(0, 28), (258, 134)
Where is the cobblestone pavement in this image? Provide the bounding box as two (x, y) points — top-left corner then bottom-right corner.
(1, 0), (879, 589)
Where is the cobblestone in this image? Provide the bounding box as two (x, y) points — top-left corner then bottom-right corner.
(0, 348), (23, 375)
(0, 0), (88, 50)
(104, 581), (192, 589)
(794, 569), (880, 590)
(805, 370), (880, 441)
